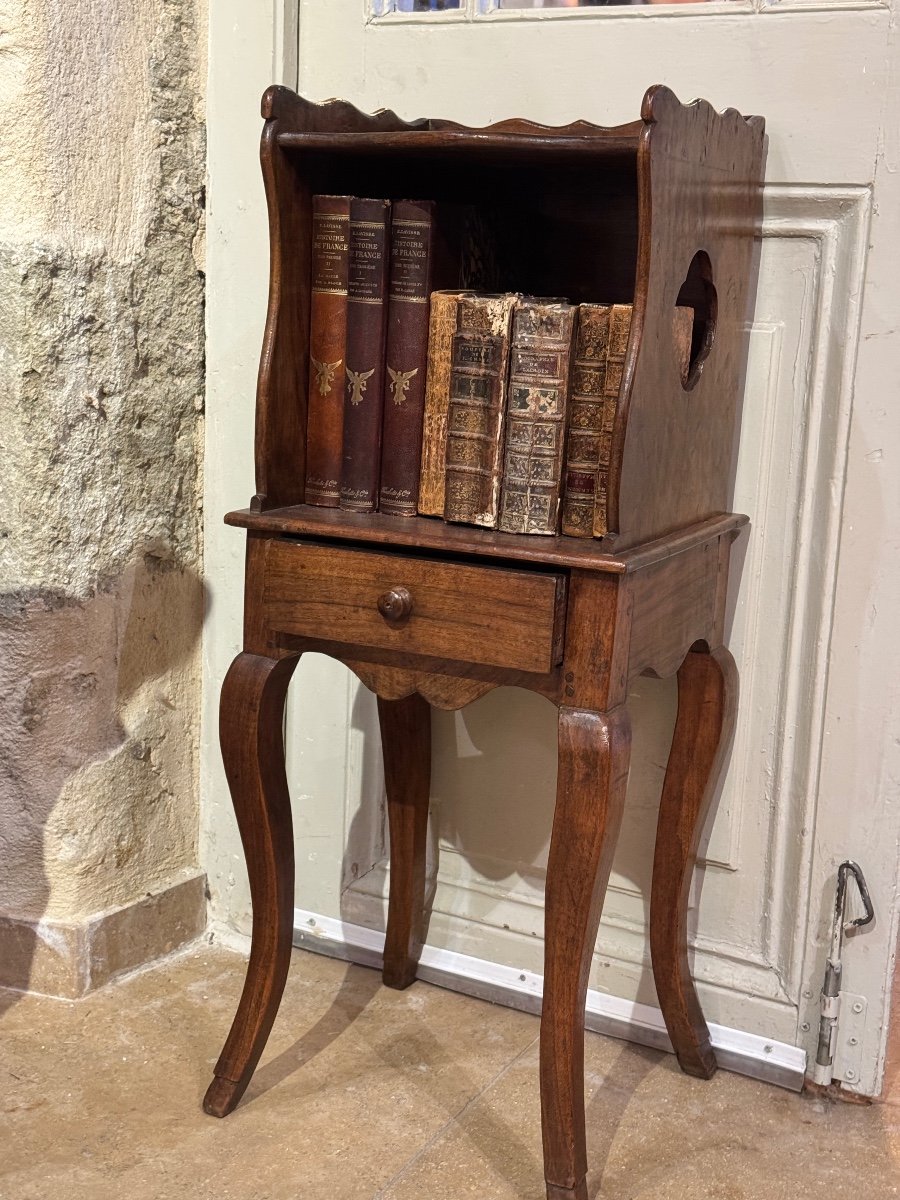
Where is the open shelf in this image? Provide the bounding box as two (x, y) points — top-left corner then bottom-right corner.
(253, 84), (764, 552)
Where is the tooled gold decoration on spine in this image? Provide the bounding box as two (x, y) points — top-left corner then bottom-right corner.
(560, 304), (612, 538)
(498, 299), (577, 536)
(417, 291), (470, 517)
(443, 293), (518, 529)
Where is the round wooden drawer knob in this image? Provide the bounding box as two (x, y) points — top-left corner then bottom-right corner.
(377, 586), (413, 624)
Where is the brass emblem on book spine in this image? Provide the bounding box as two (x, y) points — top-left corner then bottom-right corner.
(345, 366), (375, 406)
(387, 366), (418, 406)
(311, 356), (342, 397)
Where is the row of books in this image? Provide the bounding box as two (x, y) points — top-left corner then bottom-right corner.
(304, 195), (692, 537)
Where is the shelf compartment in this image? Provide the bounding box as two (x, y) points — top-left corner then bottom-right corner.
(251, 84), (764, 552)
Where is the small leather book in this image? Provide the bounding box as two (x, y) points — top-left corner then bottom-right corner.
(592, 303), (633, 538)
(586, 304), (693, 538)
(443, 293), (518, 529)
(560, 304), (612, 538)
(305, 195), (351, 507)
(498, 299), (576, 536)
(340, 198), (391, 513)
(378, 201), (436, 516)
(417, 290), (472, 517)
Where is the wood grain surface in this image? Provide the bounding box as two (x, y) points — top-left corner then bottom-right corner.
(226, 504), (746, 575)
(650, 644), (738, 1079)
(203, 651), (299, 1117)
(260, 537), (567, 674)
(541, 706), (631, 1199)
(609, 89), (765, 546)
(379, 694), (432, 990)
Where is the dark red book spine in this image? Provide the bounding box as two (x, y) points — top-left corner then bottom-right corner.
(305, 195), (351, 507)
(378, 201), (435, 516)
(339, 198), (391, 513)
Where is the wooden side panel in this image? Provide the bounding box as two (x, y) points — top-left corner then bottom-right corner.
(609, 88), (765, 546)
(627, 537), (726, 681)
(253, 92), (313, 511)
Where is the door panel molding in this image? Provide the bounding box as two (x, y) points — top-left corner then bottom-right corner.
(755, 185), (871, 1001)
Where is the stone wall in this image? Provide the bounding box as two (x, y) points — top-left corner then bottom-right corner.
(0, 0), (207, 998)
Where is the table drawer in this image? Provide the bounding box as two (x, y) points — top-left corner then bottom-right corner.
(263, 539), (567, 674)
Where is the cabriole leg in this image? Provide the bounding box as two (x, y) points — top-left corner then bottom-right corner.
(378, 693), (432, 990)
(650, 644), (737, 1079)
(204, 650), (300, 1118)
(541, 705), (631, 1200)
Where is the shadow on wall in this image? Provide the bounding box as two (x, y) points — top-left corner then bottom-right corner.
(337, 666), (734, 1017)
(0, 553), (205, 1016)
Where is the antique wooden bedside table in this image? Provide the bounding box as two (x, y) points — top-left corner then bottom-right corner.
(202, 83), (764, 1200)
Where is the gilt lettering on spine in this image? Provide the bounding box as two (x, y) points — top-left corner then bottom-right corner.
(443, 293), (518, 529)
(340, 198), (391, 513)
(379, 201), (436, 516)
(305, 195), (351, 507)
(498, 299), (576, 536)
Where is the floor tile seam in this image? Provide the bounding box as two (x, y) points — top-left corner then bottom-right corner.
(370, 1029), (541, 1198)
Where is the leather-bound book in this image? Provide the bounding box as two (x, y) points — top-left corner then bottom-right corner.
(305, 195), (351, 507)
(562, 304), (694, 537)
(673, 304), (695, 385)
(443, 293), (518, 529)
(560, 304), (612, 538)
(498, 299), (576, 536)
(340, 198), (391, 513)
(417, 290), (472, 517)
(585, 304), (693, 538)
(378, 201), (436, 516)
(592, 303), (632, 538)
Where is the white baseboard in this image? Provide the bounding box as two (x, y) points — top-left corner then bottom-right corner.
(293, 907), (806, 1092)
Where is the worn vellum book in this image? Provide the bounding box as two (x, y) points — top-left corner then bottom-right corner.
(498, 298), (577, 535)
(560, 303), (612, 538)
(442, 293), (518, 528)
(417, 290), (472, 517)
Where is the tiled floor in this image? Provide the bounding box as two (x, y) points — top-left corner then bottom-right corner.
(1, 943), (898, 1199)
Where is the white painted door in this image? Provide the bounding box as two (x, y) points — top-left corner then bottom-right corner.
(203, 0), (900, 1098)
